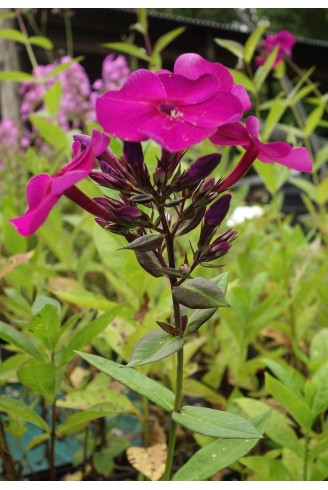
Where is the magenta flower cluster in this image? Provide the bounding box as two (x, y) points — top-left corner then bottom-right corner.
(256, 30), (296, 67)
(11, 52), (312, 241)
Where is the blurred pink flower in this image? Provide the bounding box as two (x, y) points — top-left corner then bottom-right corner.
(256, 30), (297, 67)
(10, 130), (110, 236)
(96, 58), (244, 152)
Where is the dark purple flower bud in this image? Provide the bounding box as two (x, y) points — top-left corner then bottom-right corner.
(174, 153), (221, 190)
(73, 133), (91, 150)
(204, 194), (232, 228)
(90, 171), (134, 193)
(202, 242), (232, 262)
(94, 196), (123, 210)
(192, 178), (216, 204)
(123, 141), (144, 168)
(154, 167), (166, 187)
(115, 206), (151, 228)
(212, 229), (238, 245)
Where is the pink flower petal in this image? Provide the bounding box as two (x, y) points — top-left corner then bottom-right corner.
(158, 73), (219, 104)
(101, 69), (166, 102)
(25, 174), (52, 210)
(10, 194), (59, 237)
(174, 53), (233, 91)
(210, 122), (250, 146)
(245, 116), (261, 141)
(264, 146), (312, 172)
(97, 97), (158, 141)
(182, 92), (243, 128)
(52, 170), (90, 194)
(141, 116), (215, 152)
(258, 140), (292, 160)
(231, 84), (252, 111)
(90, 129), (110, 156)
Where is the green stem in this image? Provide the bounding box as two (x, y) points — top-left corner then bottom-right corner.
(49, 399), (57, 481)
(303, 431), (310, 481)
(143, 397), (150, 447)
(158, 204), (184, 480)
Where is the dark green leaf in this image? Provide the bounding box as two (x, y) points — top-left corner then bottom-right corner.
(135, 251), (164, 277)
(57, 410), (110, 435)
(172, 406), (261, 439)
(0, 396), (50, 432)
(0, 321), (44, 361)
(75, 352), (175, 412)
(121, 233), (163, 252)
(173, 277), (229, 309)
(127, 330), (184, 367)
(186, 308), (217, 334)
(173, 411), (270, 481)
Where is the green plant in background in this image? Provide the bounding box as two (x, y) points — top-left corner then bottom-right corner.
(0, 8), (327, 482)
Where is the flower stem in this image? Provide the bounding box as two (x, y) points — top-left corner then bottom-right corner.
(158, 204), (184, 480)
(49, 399), (57, 481)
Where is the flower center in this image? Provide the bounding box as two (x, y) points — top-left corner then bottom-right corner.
(159, 102), (183, 119)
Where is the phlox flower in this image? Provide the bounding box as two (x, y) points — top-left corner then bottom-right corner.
(96, 53), (245, 152)
(256, 30), (296, 67)
(10, 130), (109, 237)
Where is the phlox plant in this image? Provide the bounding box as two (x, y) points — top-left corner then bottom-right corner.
(10, 51), (312, 481)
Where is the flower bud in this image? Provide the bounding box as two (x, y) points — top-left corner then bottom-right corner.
(174, 153), (221, 191)
(204, 194), (232, 228)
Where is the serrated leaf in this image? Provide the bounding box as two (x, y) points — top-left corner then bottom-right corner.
(127, 330), (184, 367)
(0, 396), (50, 431)
(122, 233), (163, 252)
(75, 352), (175, 412)
(44, 80), (62, 117)
(29, 115), (67, 149)
(0, 71), (35, 82)
(0, 321), (44, 361)
(265, 373), (312, 430)
(17, 360), (56, 400)
(29, 35), (53, 50)
(102, 42), (150, 61)
(172, 406), (261, 439)
(215, 38), (244, 58)
(173, 277), (228, 309)
(244, 23), (266, 63)
(173, 411), (270, 481)
(29, 304), (61, 351)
